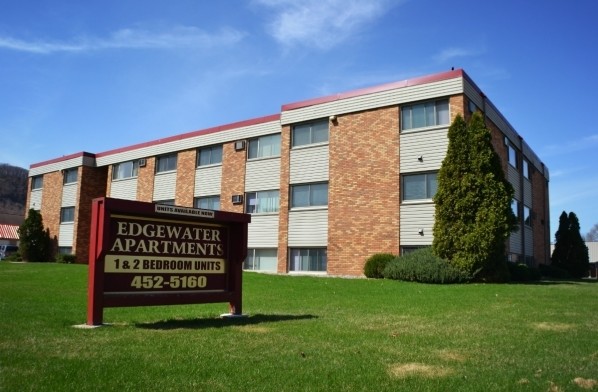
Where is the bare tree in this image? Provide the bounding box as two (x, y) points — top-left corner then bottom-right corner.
(585, 223), (598, 242)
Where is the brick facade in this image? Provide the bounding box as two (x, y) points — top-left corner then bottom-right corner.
(175, 149), (196, 207)
(532, 166), (550, 264)
(40, 171), (63, 255)
(277, 125), (291, 273)
(220, 141), (246, 213)
(137, 157), (155, 202)
(74, 166), (107, 262)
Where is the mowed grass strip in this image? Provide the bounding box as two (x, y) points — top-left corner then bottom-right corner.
(1, 262), (597, 391)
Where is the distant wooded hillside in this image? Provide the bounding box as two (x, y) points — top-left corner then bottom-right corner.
(0, 163), (27, 224)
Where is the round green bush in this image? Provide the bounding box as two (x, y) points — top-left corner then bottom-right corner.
(383, 247), (470, 284)
(363, 253), (395, 278)
(507, 262), (541, 282)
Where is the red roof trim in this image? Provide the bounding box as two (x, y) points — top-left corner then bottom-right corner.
(30, 151), (95, 169)
(281, 69), (464, 111)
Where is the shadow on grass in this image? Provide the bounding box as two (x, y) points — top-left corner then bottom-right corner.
(512, 278), (598, 286)
(135, 313), (318, 330)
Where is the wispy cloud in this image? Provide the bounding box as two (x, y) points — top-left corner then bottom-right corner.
(0, 26), (245, 54)
(255, 0), (399, 50)
(433, 47), (484, 63)
(541, 134), (598, 157)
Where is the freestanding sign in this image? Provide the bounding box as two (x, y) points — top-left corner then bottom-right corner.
(87, 197), (250, 326)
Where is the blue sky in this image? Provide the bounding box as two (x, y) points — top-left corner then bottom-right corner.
(0, 0), (596, 238)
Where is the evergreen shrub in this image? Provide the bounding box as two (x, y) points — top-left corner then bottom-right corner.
(507, 262), (541, 282)
(56, 254), (77, 264)
(363, 253), (395, 278)
(539, 264), (571, 280)
(383, 248), (470, 284)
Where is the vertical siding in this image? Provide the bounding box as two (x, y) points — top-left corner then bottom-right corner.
(194, 165), (222, 196)
(399, 128), (448, 172)
(58, 224), (74, 247)
(508, 165), (521, 200)
(523, 179), (532, 207)
(290, 145), (329, 183)
(245, 158), (281, 191)
(248, 214), (279, 248)
(153, 172), (177, 201)
(29, 190), (42, 210)
(61, 184), (77, 207)
(524, 227), (534, 256)
(288, 209), (328, 247)
(399, 203), (435, 245)
(109, 179), (138, 200)
(510, 229), (523, 254)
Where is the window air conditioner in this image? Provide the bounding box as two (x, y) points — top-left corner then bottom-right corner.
(138, 158), (147, 167)
(231, 195), (243, 204)
(234, 140), (246, 151)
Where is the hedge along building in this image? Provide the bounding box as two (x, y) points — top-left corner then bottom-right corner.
(26, 69), (550, 276)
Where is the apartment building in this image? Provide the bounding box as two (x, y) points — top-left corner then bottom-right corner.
(26, 69), (550, 276)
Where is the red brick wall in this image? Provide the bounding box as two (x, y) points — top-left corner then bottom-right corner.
(328, 107), (400, 276)
(277, 125), (291, 273)
(40, 171), (63, 256)
(175, 149), (196, 207)
(532, 167), (550, 264)
(75, 166), (108, 263)
(220, 141), (246, 213)
(137, 157), (155, 202)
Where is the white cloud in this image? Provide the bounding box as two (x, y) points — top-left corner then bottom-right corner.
(0, 26), (245, 54)
(541, 134), (598, 157)
(255, 0), (398, 50)
(433, 47), (483, 63)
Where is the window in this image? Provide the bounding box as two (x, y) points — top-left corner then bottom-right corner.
(60, 207), (75, 223)
(511, 200), (520, 219)
(112, 160), (139, 180)
(402, 173), (438, 201)
(156, 154), (177, 173)
(246, 190), (279, 213)
(289, 248), (327, 272)
(292, 120), (329, 147)
(31, 176), (43, 190)
(155, 199), (175, 206)
(468, 100), (479, 114)
(63, 168), (78, 184)
(401, 246), (428, 255)
(507, 144), (517, 168)
(58, 247), (73, 255)
(244, 249), (278, 272)
(194, 196), (220, 210)
(248, 134), (281, 159)
(522, 159), (530, 179)
(401, 99), (449, 130)
(291, 182), (328, 208)
(197, 145), (223, 166)
(524, 206), (531, 227)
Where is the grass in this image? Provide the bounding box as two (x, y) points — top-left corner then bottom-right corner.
(1, 262), (597, 391)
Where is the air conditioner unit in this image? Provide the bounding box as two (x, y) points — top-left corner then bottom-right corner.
(138, 158), (147, 167)
(234, 140), (246, 151)
(231, 195), (243, 204)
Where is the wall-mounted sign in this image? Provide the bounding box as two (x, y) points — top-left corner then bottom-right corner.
(87, 198), (250, 326)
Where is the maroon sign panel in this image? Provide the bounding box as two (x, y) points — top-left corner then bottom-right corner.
(87, 197), (250, 326)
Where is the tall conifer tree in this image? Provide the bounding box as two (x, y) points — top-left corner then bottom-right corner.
(552, 211), (590, 278)
(433, 112), (517, 280)
(18, 209), (53, 262)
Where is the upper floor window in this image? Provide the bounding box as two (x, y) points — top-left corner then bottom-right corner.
(197, 145), (223, 166)
(60, 207), (75, 223)
(524, 206), (531, 227)
(155, 199), (175, 206)
(248, 134), (281, 160)
(511, 199), (520, 219)
(522, 159), (530, 179)
(292, 120), (328, 147)
(507, 144), (517, 168)
(402, 172), (438, 201)
(31, 176), (43, 190)
(401, 99), (449, 130)
(194, 196), (220, 210)
(156, 154), (177, 173)
(291, 182), (328, 208)
(112, 160), (139, 180)
(63, 168), (78, 185)
(246, 190), (280, 214)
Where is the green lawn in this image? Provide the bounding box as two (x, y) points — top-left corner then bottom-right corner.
(1, 262), (597, 391)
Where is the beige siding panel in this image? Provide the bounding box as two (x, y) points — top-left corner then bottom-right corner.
(153, 172), (177, 201)
(245, 158), (281, 192)
(248, 214), (279, 248)
(194, 165), (222, 196)
(400, 128), (448, 172)
(523, 179), (532, 207)
(29, 156), (94, 176)
(399, 203), (435, 245)
(29, 190), (42, 210)
(290, 145), (329, 184)
(58, 224), (74, 247)
(61, 184), (77, 207)
(510, 229), (523, 254)
(288, 209), (328, 247)
(110, 178), (138, 200)
(525, 227), (534, 256)
(95, 120), (281, 167)
(281, 78), (463, 125)
(508, 166), (521, 200)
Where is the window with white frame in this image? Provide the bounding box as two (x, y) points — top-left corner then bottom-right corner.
(402, 173), (438, 201)
(194, 196), (220, 210)
(244, 249), (278, 272)
(523, 206), (531, 227)
(155, 154), (177, 173)
(112, 160), (139, 180)
(289, 248), (327, 272)
(292, 119), (329, 147)
(401, 99), (449, 130)
(248, 134), (281, 159)
(522, 159), (530, 179)
(60, 207), (75, 223)
(197, 145), (223, 166)
(246, 190), (279, 213)
(511, 199), (520, 219)
(290, 182), (328, 208)
(63, 168), (78, 184)
(31, 176), (43, 190)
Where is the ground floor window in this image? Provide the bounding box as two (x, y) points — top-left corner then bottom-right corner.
(58, 247), (72, 254)
(244, 248), (277, 272)
(289, 248), (327, 272)
(400, 246), (428, 255)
